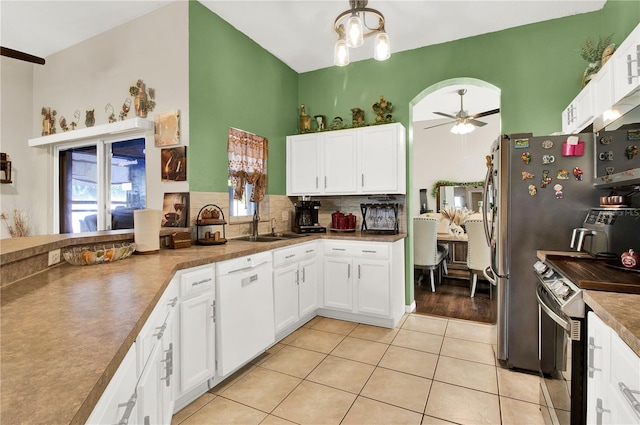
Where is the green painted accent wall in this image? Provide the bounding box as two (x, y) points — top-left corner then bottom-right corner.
(298, 1), (639, 137)
(188, 0), (298, 194)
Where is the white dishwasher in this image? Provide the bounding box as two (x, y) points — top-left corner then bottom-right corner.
(216, 251), (275, 376)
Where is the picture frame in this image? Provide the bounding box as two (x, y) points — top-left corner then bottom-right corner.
(161, 146), (187, 181)
(154, 109), (180, 147)
(162, 192), (189, 227)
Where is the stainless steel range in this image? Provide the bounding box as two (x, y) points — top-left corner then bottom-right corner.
(534, 259), (587, 425)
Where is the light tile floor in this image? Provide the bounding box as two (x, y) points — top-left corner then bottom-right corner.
(172, 314), (549, 425)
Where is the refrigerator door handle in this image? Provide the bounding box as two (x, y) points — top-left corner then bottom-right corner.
(482, 161), (493, 246)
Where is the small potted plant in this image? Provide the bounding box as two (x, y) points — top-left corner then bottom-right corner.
(578, 34), (613, 87)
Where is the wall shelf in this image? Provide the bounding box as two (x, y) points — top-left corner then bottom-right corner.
(28, 117), (153, 147)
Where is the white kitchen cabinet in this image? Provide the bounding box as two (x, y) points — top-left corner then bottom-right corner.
(286, 133), (323, 195)
(611, 23), (640, 105)
(562, 84), (594, 134)
(286, 123), (406, 196)
(273, 242), (320, 335)
(216, 252), (275, 377)
(592, 60), (614, 120)
(176, 266), (215, 400)
(323, 129), (358, 193)
(86, 344), (138, 425)
(321, 240), (404, 328)
(586, 311), (640, 425)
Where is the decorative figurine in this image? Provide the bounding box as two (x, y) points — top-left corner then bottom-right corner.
(120, 98), (131, 121)
(299, 104), (311, 131)
(351, 107), (364, 126)
(41, 107), (57, 136)
(372, 95), (393, 122)
(59, 116), (69, 132)
(105, 103), (116, 123)
(85, 109), (95, 127)
(329, 116), (344, 130)
(129, 79), (156, 118)
(70, 110), (80, 130)
(314, 115), (326, 131)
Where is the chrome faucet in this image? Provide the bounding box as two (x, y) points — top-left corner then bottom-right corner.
(252, 204), (260, 239)
(271, 218), (277, 235)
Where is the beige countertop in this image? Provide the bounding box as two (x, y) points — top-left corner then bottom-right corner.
(0, 231), (405, 424)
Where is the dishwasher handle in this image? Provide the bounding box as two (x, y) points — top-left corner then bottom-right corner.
(226, 258), (270, 275)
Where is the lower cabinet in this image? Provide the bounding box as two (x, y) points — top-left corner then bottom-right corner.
(273, 242), (320, 335)
(175, 266), (216, 405)
(587, 311), (640, 425)
(322, 239), (404, 328)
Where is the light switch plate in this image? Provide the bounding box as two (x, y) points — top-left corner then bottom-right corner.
(282, 211), (288, 221)
(48, 249), (61, 266)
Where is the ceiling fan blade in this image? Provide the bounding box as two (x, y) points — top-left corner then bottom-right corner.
(468, 119), (487, 127)
(424, 120), (456, 130)
(433, 111), (457, 120)
(1, 46), (45, 65)
(469, 108), (500, 119)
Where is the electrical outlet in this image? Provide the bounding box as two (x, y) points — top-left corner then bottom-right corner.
(48, 249), (61, 266)
(282, 211), (288, 221)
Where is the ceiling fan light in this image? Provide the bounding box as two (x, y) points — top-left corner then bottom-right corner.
(345, 15), (364, 48)
(373, 31), (390, 61)
(451, 122), (475, 135)
(334, 39), (350, 66)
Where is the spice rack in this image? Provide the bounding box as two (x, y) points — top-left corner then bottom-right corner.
(195, 204), (227, 245)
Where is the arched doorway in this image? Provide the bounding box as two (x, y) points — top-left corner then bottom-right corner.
(407, 78), (500, 322)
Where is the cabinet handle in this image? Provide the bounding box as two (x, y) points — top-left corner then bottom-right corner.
(117, 392), (137, 425)
(211, 300), (216, 322)
(619, 381), (640, 419)
(324, 176), (327, 189)
(302, 268), (306, 283)
(587, 336), (602, 378)
(296, 269), (299, 285)
(361, 174), (364, 187)
(626, 45), (640, 84)
(144, 415), (151, 425)
(332, 248), (346, 252)
(161, 343), (174, 387)
(348, 264), (351, 279)
(595, 398), (610, 425)
(153, 323), (167, 340)
(316, 176), (318, 189)
(358, 264), (361, 279)
(168, 296), (178, 308)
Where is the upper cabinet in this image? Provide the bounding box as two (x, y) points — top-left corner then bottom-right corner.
(562, 23), (640, 134)
(611, 24), (640, 105)
(286, 123), (406, 196)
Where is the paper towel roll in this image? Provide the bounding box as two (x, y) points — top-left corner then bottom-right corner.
(134, 209), (162, 253)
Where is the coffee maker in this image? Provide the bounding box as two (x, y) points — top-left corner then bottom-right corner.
(571, 207), (639, 257)
(292, 199), (326, 234)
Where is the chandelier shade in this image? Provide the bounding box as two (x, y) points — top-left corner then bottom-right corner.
(334, 0), (390, 66)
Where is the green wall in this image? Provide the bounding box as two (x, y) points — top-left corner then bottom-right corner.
(188, 1), (299, 194)
(298, 1), (639, 137)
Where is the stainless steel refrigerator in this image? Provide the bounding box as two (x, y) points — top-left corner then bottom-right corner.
(483, 133), (596, 373)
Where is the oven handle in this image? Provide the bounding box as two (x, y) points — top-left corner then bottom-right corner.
(536, 284), (571, 332)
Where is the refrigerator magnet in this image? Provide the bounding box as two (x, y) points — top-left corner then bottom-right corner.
(542, 140), (554, 149)
(600, 136), (613, 145)
(522, 171), (534, 180)
(521, 152), (531, 164)
(528, 184), (537, 196)
(542, 155), (555, 164)
(553, 184), (564, 199)
(541, 170), (551, 188)
(557, 169), (569, 180)
(625, 145), (638, 159)
(514, 138), (529, 148)
(573, 167), (583, 181)
(606, 166), (615, 175)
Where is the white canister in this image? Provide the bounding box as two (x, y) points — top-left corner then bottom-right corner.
(134, 209), (162, 253)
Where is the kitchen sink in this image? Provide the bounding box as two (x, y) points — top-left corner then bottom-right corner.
(235, 233), (309, 242)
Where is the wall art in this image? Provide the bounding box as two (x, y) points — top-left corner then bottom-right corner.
(155, 109), (181, 147)
(161, 146), (187, 182)
(162, 192), (189, 228)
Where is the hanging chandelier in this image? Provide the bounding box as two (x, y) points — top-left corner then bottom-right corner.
(334, 0), (390, 67)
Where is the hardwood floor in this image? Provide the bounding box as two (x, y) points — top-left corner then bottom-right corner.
(414, 271), (497, 324)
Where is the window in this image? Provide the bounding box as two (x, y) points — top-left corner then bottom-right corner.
(227, 128), (268, 217)
(56, 138), (146, 233)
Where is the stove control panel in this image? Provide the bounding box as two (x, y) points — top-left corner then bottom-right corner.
(533, 260), (584, 318)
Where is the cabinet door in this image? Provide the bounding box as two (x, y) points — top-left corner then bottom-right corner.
(287, 134), (322, 195)
(137, 340), (162, 425)
(587, 311), (612, 425)
(358, 125), (399, 194)
(299, 257), (319, 317)
(323, 129), (358, 194)
(562, 104), (575, 134)
(356, 259), (390, 317)
(273, 263), (300, 333)
(573, 84), (595, 132)
(179, 290), (215, 394)
(611, 25), (640, 104)
(323, 257), (353, 311)
(593, 62), (614, 119)
(159, 310), (176, 424)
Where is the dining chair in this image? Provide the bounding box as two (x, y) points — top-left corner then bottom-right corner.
(465, 218), (493, 298)
(414, 216), (448, 292)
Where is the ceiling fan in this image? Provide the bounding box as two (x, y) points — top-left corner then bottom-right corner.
(424, 89), (499, 134)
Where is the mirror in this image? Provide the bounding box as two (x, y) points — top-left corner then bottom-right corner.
(433, 181), (484, 212)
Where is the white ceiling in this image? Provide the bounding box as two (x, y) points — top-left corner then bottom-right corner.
(2, 0), (606, 74)
(0, 0), (604, 120)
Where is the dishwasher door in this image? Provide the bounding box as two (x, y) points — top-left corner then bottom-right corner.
(217, 253), (275, 376)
